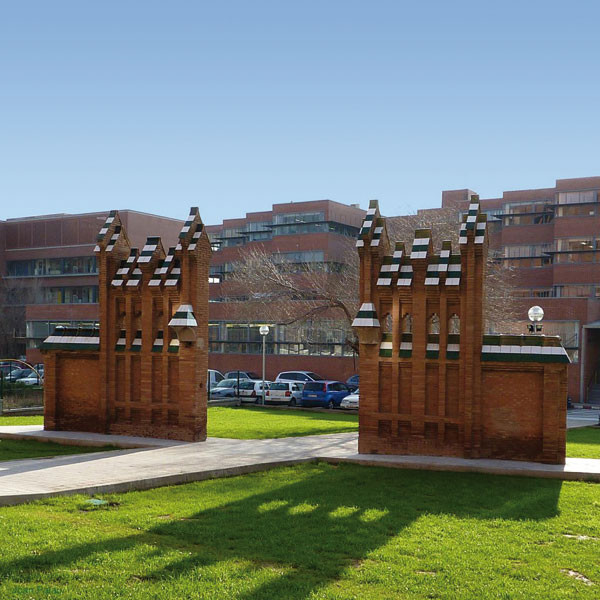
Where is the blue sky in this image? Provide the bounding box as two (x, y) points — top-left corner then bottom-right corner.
(1, 1), (599, 224)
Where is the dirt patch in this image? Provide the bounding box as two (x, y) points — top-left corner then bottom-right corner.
(561, 569), (594, 586)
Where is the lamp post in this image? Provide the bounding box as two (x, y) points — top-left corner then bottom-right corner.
(528, 305), (544, 334)
(259, 325), (270, 405)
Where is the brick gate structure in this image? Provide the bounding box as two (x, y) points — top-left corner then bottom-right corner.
(41, 208), (210, 441)
(352, 199), (569, 464)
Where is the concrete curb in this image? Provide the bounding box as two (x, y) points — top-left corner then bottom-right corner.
(0, 458), (315, 507)
(319, 456), (600, 482)
(0, 431), (155, 449)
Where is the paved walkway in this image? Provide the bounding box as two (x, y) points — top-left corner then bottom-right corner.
(568, 408), (600, 429)
(0, 426), (599, 507)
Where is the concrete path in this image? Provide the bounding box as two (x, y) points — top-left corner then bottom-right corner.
(0, 429), (357, 506)
(0, 426), (599, 507)
(0, 425), (189, 448)
(567, 408), (600, 429)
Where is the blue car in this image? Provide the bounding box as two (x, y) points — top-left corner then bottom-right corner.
(301, 380), (350, 409)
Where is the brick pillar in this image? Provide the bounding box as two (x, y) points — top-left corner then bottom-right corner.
(411, 264), (427, 438)
(97, 249), (110, 433)
(437, 287), (448, 445)
(43, 353), (57, 430)
(140, 283), (154, 428)
(391, 293), (401, 416)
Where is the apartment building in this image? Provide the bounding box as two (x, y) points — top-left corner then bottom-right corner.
(206, 199), (366, 381)
(0, 211), (183, 364)
(440, 176), (600, 403)
(6, 179), (596, 400)
(1, 200), (366, 382)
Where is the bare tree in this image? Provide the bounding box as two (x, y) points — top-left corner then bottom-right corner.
(388, 210), (520, 331)
(225, 209), (519, 353)
(227, 241), (360, 351)
(0, 278), (44, 358)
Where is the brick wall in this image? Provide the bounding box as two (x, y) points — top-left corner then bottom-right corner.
(42, 208), (210, 442)
(353, 199), (568, 464)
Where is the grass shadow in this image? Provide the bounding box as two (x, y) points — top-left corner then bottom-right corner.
(0, 463), (563, 599)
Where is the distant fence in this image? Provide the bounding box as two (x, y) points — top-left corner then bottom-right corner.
(0, 382), (44, 413)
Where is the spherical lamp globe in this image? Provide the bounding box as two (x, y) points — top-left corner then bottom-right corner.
(528, 306), (544, 323)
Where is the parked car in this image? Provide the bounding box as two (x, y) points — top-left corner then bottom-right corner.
(301, 380), (350, 409)
(7, 368), (33, 382)
(17, 375), (44, 386)
(340, 388), (359, 409)
(224, 370), (262, 381)
(238, 380), (270, 403)
(265, 381), (304, 406)
(276, 371), (325, 383)
(346, 375), (359, 392)
(209, 378), (240, 399)
(207, 369), (224, 391)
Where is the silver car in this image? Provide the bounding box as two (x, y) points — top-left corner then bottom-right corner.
(266, 381), (304, 406)
(340, 389), (359, 409)
(209, 378), (240, 399)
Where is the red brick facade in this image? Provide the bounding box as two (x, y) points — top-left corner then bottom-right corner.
(353, 199), (568, 464)
(441, 177), (600, 403)
(42, 208), (210, 441)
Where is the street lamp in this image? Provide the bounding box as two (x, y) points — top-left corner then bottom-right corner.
(259, 325), (270, 405)
(528, 305), (544, 334)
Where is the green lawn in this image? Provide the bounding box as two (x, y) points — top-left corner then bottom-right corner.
(208, 406), (358, 439)
(0, 415), (43, 426)
(0, 408), (356, 461)
(565, 427), (600, 459)
(0, 462), (598, 599)
(0, 408), (358, 440)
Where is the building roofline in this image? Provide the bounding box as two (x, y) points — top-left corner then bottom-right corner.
(3, 209), (183, 224)
(206, 198), (365, 228)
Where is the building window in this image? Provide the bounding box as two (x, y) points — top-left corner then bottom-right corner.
(557, 203), (597, 217)
(270, 221), (359, 237)
(272, 251), (325, 264)
(25, 320), (99, 342)
(557, 190), (597, 205)
(272, 211), (325, 225)
(208, 320), (354, 357)
(553, 285), (595, 298)
(43, 286), (98, 304)
(7, 256), (98, 277)
(504, 244), (554, 258)
(557, 238), (595, 252)
(503, 201), (553, 214)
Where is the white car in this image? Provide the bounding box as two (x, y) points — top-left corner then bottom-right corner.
(275, 371), (325, 384)
(16, 375), (44, 386)
(238, 380), (270, 403)
(208, 369), (224, 388)
(265, 381), (304, 406)
(340, 389), (359, 409)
